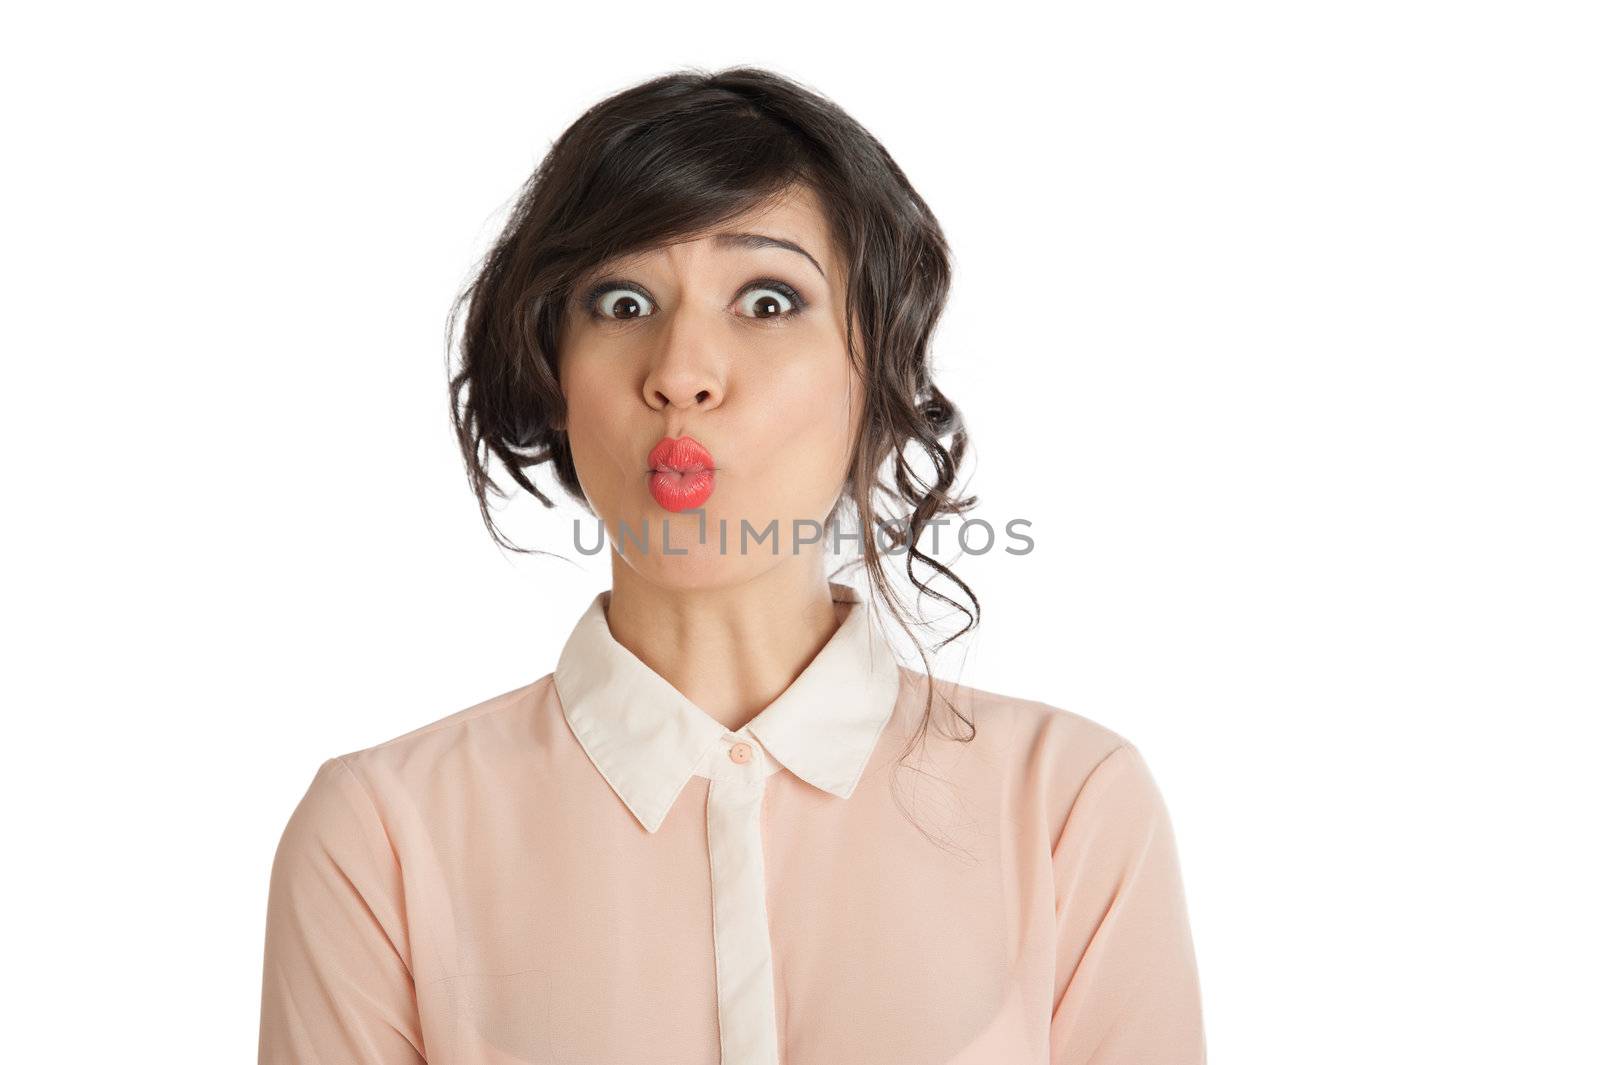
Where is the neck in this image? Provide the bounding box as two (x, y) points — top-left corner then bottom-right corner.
(602, 559), (848, 733)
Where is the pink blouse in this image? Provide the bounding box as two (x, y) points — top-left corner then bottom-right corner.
(258, 581), (1205, 1063)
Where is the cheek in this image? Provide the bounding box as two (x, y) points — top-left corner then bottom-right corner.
(561, 352), (609, 410)
(750, 355), (857, 476)
(559, 359), (638, 496)
(562, 357), (636, 441)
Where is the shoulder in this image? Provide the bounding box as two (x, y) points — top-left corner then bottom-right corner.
(893, 665), (1159, 815)
(348, 673), (554, 759)
(289, 673), (561, 817)
(897, 664), (1131, 766)
(341, 674), (555, 758)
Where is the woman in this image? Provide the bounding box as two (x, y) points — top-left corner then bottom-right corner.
(258, 67), (1205, 1065)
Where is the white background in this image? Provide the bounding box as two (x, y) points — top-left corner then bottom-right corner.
(3, 2), (1595, 1061)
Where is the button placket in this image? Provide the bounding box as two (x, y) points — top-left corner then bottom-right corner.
(706, 734), (764, 783)
(705, 733), (779, 1064)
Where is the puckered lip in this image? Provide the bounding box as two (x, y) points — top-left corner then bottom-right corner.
(648, 434), (716, 474)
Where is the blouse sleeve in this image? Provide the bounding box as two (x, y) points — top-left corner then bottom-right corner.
(1050, 741), (1206, 1064)
(258, 756), (428, 1064)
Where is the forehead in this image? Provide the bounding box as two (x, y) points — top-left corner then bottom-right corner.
(593, 185), (839, 276)
(719, 185), (833, 258)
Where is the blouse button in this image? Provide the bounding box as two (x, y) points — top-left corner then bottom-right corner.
(728, 741), (752, 764)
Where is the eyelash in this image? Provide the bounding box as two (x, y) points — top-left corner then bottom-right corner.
(580, 277), (809, 323)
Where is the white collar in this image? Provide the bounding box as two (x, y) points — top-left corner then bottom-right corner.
(553, 580), (904, 833)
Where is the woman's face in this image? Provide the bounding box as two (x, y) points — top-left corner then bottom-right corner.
(556, 186), (862, 590)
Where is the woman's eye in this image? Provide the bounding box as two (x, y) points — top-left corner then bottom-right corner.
(592, 288), (655, 320)
(735, 282), (804, 320)
(584, 279), (805, 322)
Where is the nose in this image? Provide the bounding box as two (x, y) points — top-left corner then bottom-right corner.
(641, 309), (724, 413)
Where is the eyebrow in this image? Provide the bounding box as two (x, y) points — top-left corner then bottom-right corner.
(710, 231), (827, 281)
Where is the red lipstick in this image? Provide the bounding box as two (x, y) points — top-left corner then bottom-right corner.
(647, 435), (716, 512)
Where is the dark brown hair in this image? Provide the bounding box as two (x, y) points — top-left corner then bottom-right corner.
(446, 66), (982, 849)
